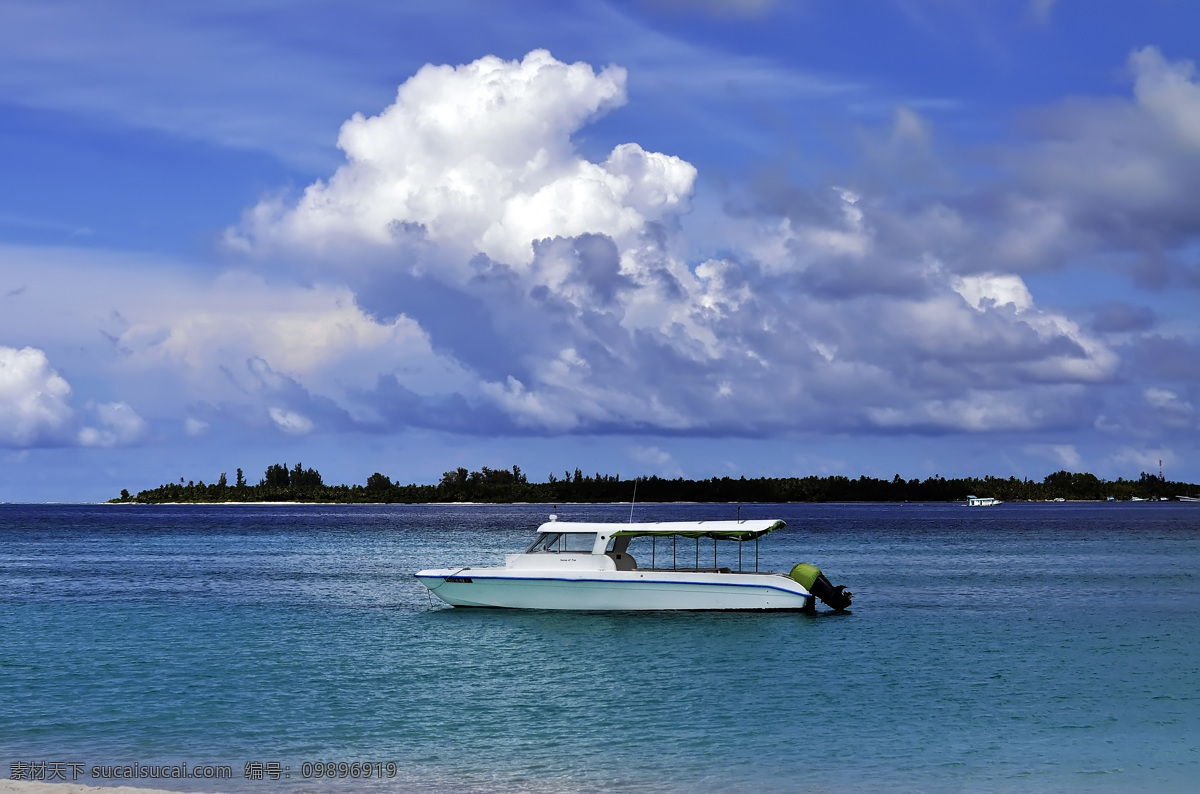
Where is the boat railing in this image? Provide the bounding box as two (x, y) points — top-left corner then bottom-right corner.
(638, 534), (762, 573)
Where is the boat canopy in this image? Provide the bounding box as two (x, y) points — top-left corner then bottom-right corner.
(536, 519), (785, 542)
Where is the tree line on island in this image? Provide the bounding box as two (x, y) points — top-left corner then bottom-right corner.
(113, 463), (1200, 504)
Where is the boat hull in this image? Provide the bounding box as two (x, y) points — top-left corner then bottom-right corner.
(415, 569), (815, 611)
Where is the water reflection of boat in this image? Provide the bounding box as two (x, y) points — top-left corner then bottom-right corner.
(415, 518), (853, 612)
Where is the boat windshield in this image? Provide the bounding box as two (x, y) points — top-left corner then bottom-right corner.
(525, 532), (597, 553)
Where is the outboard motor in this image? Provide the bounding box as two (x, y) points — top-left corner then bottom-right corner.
(789, 563), (853, 611)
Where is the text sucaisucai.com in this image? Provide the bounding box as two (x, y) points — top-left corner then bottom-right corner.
(9, 761), (233, 782)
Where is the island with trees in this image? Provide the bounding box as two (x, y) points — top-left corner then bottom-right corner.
(111, 463), (1200, 504)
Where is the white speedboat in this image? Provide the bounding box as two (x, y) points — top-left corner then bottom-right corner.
(415, 518), (852, 612)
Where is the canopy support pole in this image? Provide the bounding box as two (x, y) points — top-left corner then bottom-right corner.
(755, 537), (759, 572)
(652, 536), (656, 569)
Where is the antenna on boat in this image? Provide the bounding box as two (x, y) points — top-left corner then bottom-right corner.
(629, 479), (638, 523)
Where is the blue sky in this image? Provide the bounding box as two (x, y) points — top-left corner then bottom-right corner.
(3, 0), (1200, 501)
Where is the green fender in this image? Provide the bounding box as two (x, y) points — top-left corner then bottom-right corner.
(789, 563), (822, 590)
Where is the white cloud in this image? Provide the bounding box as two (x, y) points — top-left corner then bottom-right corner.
(0, 343), (149, 449)
(480, 376), (581, 432)
(1, 246), (504, 436)
(117, 272), (438, 388)
(1003, 47), (1200, 289)
(949, 272), (1117, 382)
(1143, 387), (1195, 428)
(952, 273), (1034, 313)
(7, 46), (1151, 446)
(632, 445), (673, 466)
(184, 417), (210, 437)
(867, 390), (1055, 433)
(0, 345), (73, 446)
(1110, 446), (1174, 474)
(78, 401), (146, 447)
(232, 49), (697, 269)
(212, 49), (1127, 439)
(268, 407), (314, 435)
(751, 188), (872, 272)
(1025, 443), (1082, 469)
(630, 445), (682, 476)
(1130, 47), (1200, 148)
(61, 268), (486, 430)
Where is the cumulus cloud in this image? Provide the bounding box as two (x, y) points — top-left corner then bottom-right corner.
(0, 345), (73, 446)
(0, 344), (147, 448)
(750, 188), (873, 275)
(0, 245), (501, 441)
(25, 48), (1145, 449)
(800, 47), (1200, 294)
(94, 270), (483, 435)
(212, 49), (1133, 440)
(231, 49), (696, 270)
(995, 47), (1200, 285)
(116, 272), (442, 390)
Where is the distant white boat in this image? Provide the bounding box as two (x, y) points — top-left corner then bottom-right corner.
(966, 495), (1002, 507)
(1131, 496), (1148, 502)
(1179, 496), (1200, 503)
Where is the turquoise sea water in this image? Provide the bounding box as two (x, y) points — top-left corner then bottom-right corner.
(1, 502), (1198, 792)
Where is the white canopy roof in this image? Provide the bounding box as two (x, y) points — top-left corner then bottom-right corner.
(535, 519), (785, 541)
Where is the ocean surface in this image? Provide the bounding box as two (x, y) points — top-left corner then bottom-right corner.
(1, 501), (1197, 793)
